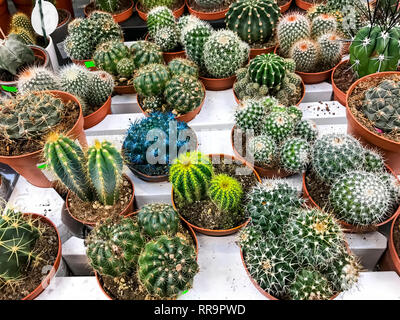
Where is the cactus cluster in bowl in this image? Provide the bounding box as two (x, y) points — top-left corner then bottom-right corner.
(277, 12), (344, 73)
(238, 178), (362, 300)
(134, 57), (205, 116)
(16, 64), (114, 116)
(85, 202), (199, 300)
(233, 97), (318, 174)
(307, 133), (400, 227)
(233, 53), (303, 106)
(122, 112), (197, 177)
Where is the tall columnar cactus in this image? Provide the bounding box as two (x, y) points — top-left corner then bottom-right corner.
(170, 151), (214, 203)
(311, 134), (365, 183)
(0, 34), (35, 76)
(234, 99), (269, 134)
(362, 80), (400, 133)
(44, 133), (94, 202)
(248, 135), (277, 164)
(195, 0), (224, 8)
(147, 6), (176, 36)
(138, 203), (179, 237)
(140, 0), (175, 11)
(311, 14), (337, 38)
(93, 40), (131, 75)
(208, 174), (243, 212)
(290, 39), (319, 73)
(225, 0), (280, 45)
(130, 41), (163, 69)
(0, 209), (41, 282)
(317, 33), (342, 68)
(133, 63), (171, 97)
(168, 58), (199, 78)
(95, 0), (118, 12)
(86, 217), (145, 277)
(294, 119), (318, 142)
(87, 140), (123, 206)
(17, 66), (60, 94)
(203, 30), (249, 79)
(263, 110), (295, 142)
(58, 64), (91, 100)
(280, 138), (310, 173)
(153, 26), (180, 52)
(87, 70), (115, 108)
(288, 269), (333, 300)
(248, 54), (286, 88)
(138, 235), (199, 298)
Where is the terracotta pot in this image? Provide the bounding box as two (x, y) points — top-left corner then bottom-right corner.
(250, 45), (276, 59)
(185, 0), (229, 20)
(295, 0), (316, 10)
(331, 59), (349, 106)
(0, 91), (87, 188)
(56, 0), (74, 17)
(137, 82), (206, 123)
(199, 75), (236, 91)
(136, 1), (185, 20)
(230, 126), (294, 178)
(65, 174), (135, 227)
(280, 0), (293, 12)
(56, 8), (71, 28)
(346, 71), (400, 174)
(144, 33), (186, 64)
(71, 58), (97, 71)
(114, 84), (136, 95)
(22, 213), (62, 300)
(302, 166), (400, 233)
(380, 214), (400, 276)
(171, 153), (261, 236)
(95, 213), (199, 300)
(84, 0), (134, 23)
(0, 0), (10, 37)
(83, 95), (112, 129)
(11, 0), (33, 15)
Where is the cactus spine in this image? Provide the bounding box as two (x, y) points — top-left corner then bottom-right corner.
(133, 63), (171, 97)
(208, 174), (243, 212)
(138, 203), (179, 237)
(248, 54), (286, 88)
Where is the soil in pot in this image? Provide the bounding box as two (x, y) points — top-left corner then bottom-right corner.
(67, 176), (133, 225)
(0, 216), (59, 300)
(0, 54), (44, 82)
(0, 100), (79, 157)
(174, 161), (259, 230)
(186, 0), (234, 13)
(347, 73), (400, 143)
(85, 0), (133, 16)
(97, 215), (196, 300)
(333, 60), (358, 95)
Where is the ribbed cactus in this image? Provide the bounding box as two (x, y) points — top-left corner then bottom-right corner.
(225, 0), (280, 45)
(64, 32), (94, 60)
(280, 138), (310, 173)
(263, 111), (295, 142)
(95, 0), (118, 12)
(311, 14), (337, 38)
(317, 33), (343, 68)
(164, 75), (204, 113)
(9, 27), (36, 45)
(10, 12), (35, 36)
(195, 0), (224, 8)
(130, 41), (163, 69)
(290, 39), (319, 73)
(88, 11), (123, 45)
(234, 99), (268, 134)
(288, 269), (333, 300)
(153, 26), (180, 52)
(147, 6), (176, 36)
(249, 135), (276, 164)
(93, 40), (131, 75)
(17, 66), (60, 94)
(208, 174), (243, 212)
(86, 217), (145, 277)
(116, 58), (135, 78)
(0, 209), (41, 282)
(87, 70), (114, 108)
(248, 54), (286, 88)
(138, 235), (199, 298)
(168, 58), (199, 77)
(59, 64), (91, 100)
(138, 203), (179, 237)
(203, 30), (249, 79)
(133, 63), (171, 97)
(0, 34), (35, 76)
(362, 80), (400, 133)
(170, 151), (214, 204)
(294, 119), (318, 142)
(283, 58), (296, 73)
(140, 0), (175, 11)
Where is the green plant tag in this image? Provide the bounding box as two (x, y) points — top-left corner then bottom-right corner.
(85, 60), (96, 68)
(1, 85), (17, 92)
(37, 163), (47, 170)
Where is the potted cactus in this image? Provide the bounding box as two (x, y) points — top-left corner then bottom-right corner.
(233, 53), (305, 106)
(238, 179), (361, 300)
(135, 58), (206, 122)
(86, 203), (199, 300)
(122, 112), (198, 182)
(185, 0), (234, 20)
(303, 133), (400, 232)
(380, 213), (400, 276)
(84, 0), (135, 23)
(225, 0), (280, 58)
(276, 12), (344, 84)
(136, 0), (185, 20)
(170, 151), (261, 236)
(0, 208), (62, 300)
(231, 98), (318, 178)
(43, 135), (134, 227)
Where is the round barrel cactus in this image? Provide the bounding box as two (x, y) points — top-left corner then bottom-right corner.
(280, 138), (310, 173)
(133, 63), (171, 97)
(138, 203), (179, 237)
(87, 70), (114, 108)
(249, 135), (276, 164)
(290, 39), (319, 73)
(263, 110), (296, 142)
(248, 53), (286, 88)
(168, 58), (199, 77)
(208, 174), (243, 212)
(93, 40), (131, 75)
(130, 41), (164, 69)
(147, 6), (176, 36)
(17, 66), (60, 94)
(294, 119), (318, 142)
(59, 64), (91, 99)
(234, 99), (268, 134)
(311, 14), (337, 39)
(153, 26), (180, 52)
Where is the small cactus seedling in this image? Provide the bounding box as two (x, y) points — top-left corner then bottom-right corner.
(208, 174), (243, 212)
(138, 203), (179, 237)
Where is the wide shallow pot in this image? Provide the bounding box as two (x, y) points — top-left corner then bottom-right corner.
(0, 91), (87, 188)
(22, 213), (62, 300)
(250, 45), (276, 59)
(84, 0), (134, 23)
(332, 59), (349, 106)
(295, 0), (315, 10)
(171, 153), (261, 236)
(185, 0), (229, 20)
(280, 0), (293, 12)
(199, 74), (236, 91)
(302, 166), (400, 233)
(346, 71), (400, 174)
(230, 126), (293, 178)
(65, 174), (135, 227)
(380, 214), (400, 276)
(95, 212), (199, 300)
(83, 95), (112, 129)
(136, 1), (185, 20)
(144, 33), (186, 64)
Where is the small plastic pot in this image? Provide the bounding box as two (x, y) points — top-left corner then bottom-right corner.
(83, 95), (112, 129)
(136, 1), (185, 20)
(185, 0), (229, 20)
(331, 59), (349, 106)
(295, 0), (315, 10)
(171, 153), (261, 236)
(280, 0), (293, 12)
(84, 0), (134, 23)
(379, 214), (400, 276)
(199, 74), (236, 91)
(249, 45), (276, 59)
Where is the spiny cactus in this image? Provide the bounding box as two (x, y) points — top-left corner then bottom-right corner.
(168, 58), (199, 78)
(280, 138), (310, 173)
(138, 203), (179, 237)
(138, 235), (199, 298)
(381, 172), (400, 211)
(363, 149), (385, 173)
(88, 11), (124, 45)
(283, 58), (296, 73)
(133, 63), (171, 97)
(64, 32), (94, 60)
(141, 95), (165, 113)
(86, 70), (114, 108)
(209, 174), (243, 212)
(294, 119), (318, 142)
(17, 66), (60, 94)
(116, 58), (135, 78)
(170, 151), (214, 204)
(288, 269), (334, 300)
(153, 26), (180, 52)
(93, 40), (131, 76)
(9, 27), (36, 45)
(317, 33), (343, 68)
(147, 6), (176, 34)
(58, 64), (91, 100)
(225, 0), (280, 45)
(86, 217), (145, 277)
(311, 14), (337, 38)
(139, 0), (175, 11)
(263, 110), (295, 142)
(248, 54), (286, 88)
(237, 223), (263, 251)
(290, 39), (319, 73)
(130, 41), (163, 69)
(248, 135), (277, 164)
(95, 0), (118, 13)
(234, 99), (268, 134)
(10, 12), (35, 37)
(0, 34), (35, 76)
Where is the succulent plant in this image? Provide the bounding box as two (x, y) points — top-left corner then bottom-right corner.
(138, 235), (199, 298)
(170, 151), (214, 204)
(116, 58), (135, 78)
(153, 26), (180, 52)
(363, 149), (385, 173)
(0, 34), (35, 76)
(10, 12), (35, 37)
(17, 66), (60, 94)
(280, 138), (310, 173)
(248, 135), (276, 164)
(237, 223), (264, 251)
(288, 269), (333, 300)
(311, 14), (337, 38)
(294, 119), (318, 142)
(208, 174), (243, 212)
(138, 203), (179, 237)
(86, 217), (145, 277)
(130, 41), (163, 69)
(140, 0), (175, 11)
(263, 110), (295, 142)
(317, 33), (343, 68)
(225, 0), (280, 45)
(86, 70), (114, 108)
(58, 64), (91, 99)
(168, 58), (199, 77)
(234, 99), (268, 134)
(147, 6), (176, 36)
(93, 40), (131, 75)
(142, 95), (166, 112)
(290, 39), (319, 73)
(248, 54), (286, 88)
(133, 63), (171, 97)
(381, 172), (400, 211)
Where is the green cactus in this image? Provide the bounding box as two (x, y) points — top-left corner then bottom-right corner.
(288, 269), (333, 300)
(86, 71), (114, 108)
(88, 11), (123, 45)
(170, 151), (214, 204)
(86, 217), (145, 277)
(363, 149), (385, 173)
(248, 54), (286, 88)
(290, 39), (319, 73)
(0, 34), (35, 76)
(139, 0), (175, 11)
(164, 75), (204, 113)
(294, 119), (318, 142)
(138, 203), (179, 237)
(130, 41), (164, 69)
(225, 0), (280, 45)
(248, 135), (276, 164)
(59, 64), (91, 100)
(168, 58), (199, 78)
(133, 63), (171, 97)
(95, 0), (118, 12)
(381, 172), (400, 211)
(283, 58), (296, 73)
(138, 235), (199, 298)
(17, 66), (60, 94)
(208, 174), (243, 212)
(64, 32), (94, 60)
(286, 106), (303, 123)
(116, 58), (135, 78)
(93, 40), (131, 75)
(317, 33), (343, 68)
(10, 12), (35, 36)
(236, 67), (248, 81)
(9, 27), (36, 45)
(286, 72), (302, 86)
(142, 95), (165, 112)
(237, 223), (263, 252)
(147, 6), (176, 36)
(234, 99), (268, 134)
(311, 14), (337, 39)
(280, 138), (310, 173)
(263, 111), (295, 142)
(153, 26), (180, 52)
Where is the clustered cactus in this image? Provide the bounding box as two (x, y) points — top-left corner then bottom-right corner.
(277, 12), (343, 73)
(233, 53), (303, 106)
(86, 202), (199, 299)
(239, 179), (362, 300)
(234, 98), (318, 174)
